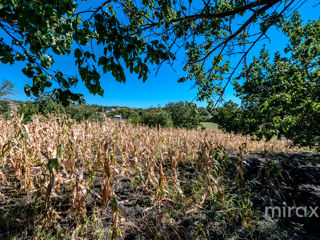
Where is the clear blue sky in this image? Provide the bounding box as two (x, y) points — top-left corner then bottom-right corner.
(0, 1), (319, 108)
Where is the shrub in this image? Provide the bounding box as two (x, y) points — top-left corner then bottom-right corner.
(128, 112), (143, 125)
(198, 107), (211, 122)
(165, 101), (200, 129)
(212, 101), (245, 134)
(0, 101), (10, 119)
(141, 108), (173, 128)
(19, 101), (39, 123)
(65, 104), (103, 122)
(34, 93), (64, 116)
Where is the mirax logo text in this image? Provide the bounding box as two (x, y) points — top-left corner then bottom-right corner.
(265, 204), (319, 218)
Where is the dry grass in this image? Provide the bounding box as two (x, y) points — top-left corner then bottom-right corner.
(0, 115), (298, 239)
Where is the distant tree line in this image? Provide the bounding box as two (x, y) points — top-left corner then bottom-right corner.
(107, 101), (204, 129)
(0, 92), (210, 129)
(0, 92), (105, 123)
(126, 101), (202, 129)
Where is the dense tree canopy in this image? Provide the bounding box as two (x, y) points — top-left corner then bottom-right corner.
(141, 108), (173, 128)
(214, 14), (320, 149)
(165, 101), (199, 129)
(0, 0), (309, 106)
(212, 100), (245, 133)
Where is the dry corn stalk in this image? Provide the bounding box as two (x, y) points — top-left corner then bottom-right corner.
(0, 114), (297, 231)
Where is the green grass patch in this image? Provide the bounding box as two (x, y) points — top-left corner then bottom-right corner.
(200, 122), (219, 131)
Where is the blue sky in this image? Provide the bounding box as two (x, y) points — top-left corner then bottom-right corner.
(0, 0), (319, 108)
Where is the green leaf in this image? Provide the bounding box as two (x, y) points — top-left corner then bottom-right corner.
(21, 132), (29, 141)
(45, 158), (60, 172)
(74, 48), (82, 58)
(11, 0), (18, 8)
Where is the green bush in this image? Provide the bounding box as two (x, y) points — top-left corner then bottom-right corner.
(19, 101), (39, 123)
(141, 108), (173, 128)
(34, 93), (64, 116)
(165, 101), (200, 129)
(198, 107), (211, 122)
(0, 101), (10, 119)
(212, 101), (246, 134)
(128, 112), (143, 125)
(65, 104), (103, 122)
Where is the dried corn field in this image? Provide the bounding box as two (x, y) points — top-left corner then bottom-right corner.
(0, 116), (300, 239)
